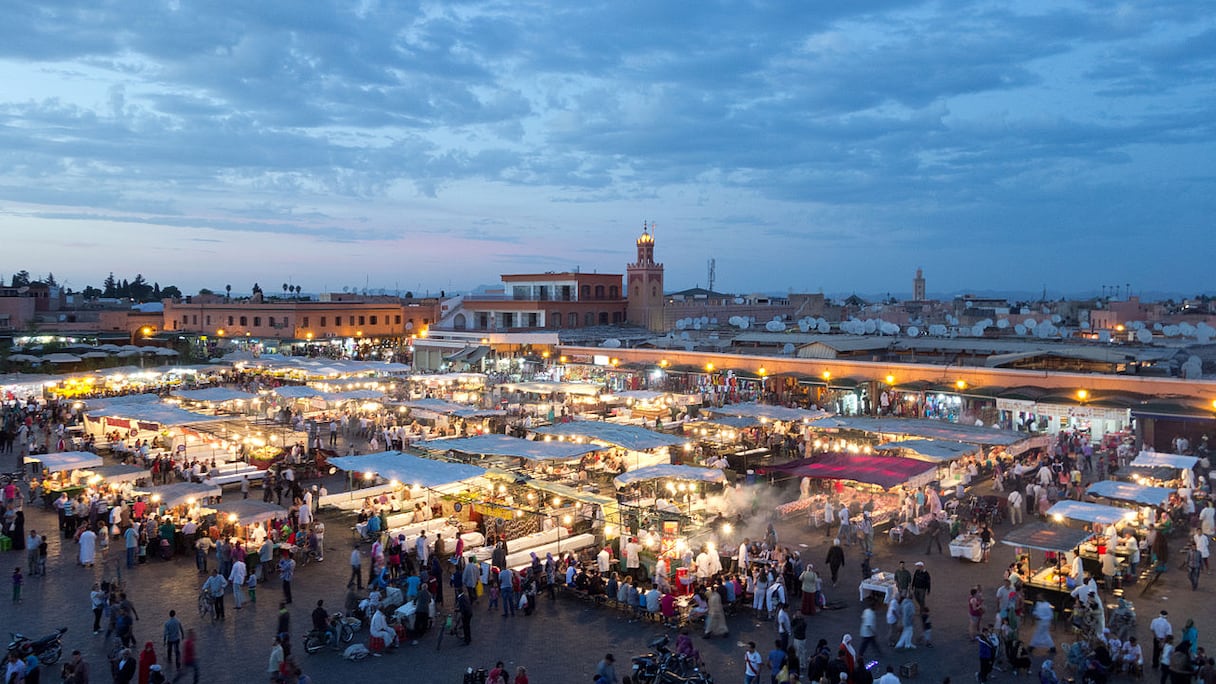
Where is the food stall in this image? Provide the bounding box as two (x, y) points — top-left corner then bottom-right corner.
(210, 499), (290, 550)
(1085, 480), (1172, 507)
(25, 451), (105, 503)
(531, 419), (688, 472)
(1128, 451), (1199, 487)
(604, 390), (700, 423)
(415, 433), (607, 486)
(612, 464), (727, 518)
(759, 453), (939, 527)
(1001, 523), (1095, 612)
(1046, 501), (1136, 578)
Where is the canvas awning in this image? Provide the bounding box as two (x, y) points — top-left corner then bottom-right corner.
(146, 482), (222, 507)
(1046, 500), (1135, 525)
(212, 500), (289, 525)
(87, 464), (151, 485)
(327, 451), (486, 488)
(498, 381), (603, 396)
(25, 451), (104, 473)
(1000, 523), (1093, 552)
(532, 421), (686, 451)
(86, 403), (228, 427)
(172, 387), (258, 403)
(415, 434), (604, 461)
(820, 417), (1025, 446)
(873, 439), (978, 463)
(1130, 451), (1199, 471)
(402, 398), (506, 418)
(1086, 480), (1173, 507)
(709, 402), (830, 423)
(613, 464), (726, 488)
(758, 453), (937, 489)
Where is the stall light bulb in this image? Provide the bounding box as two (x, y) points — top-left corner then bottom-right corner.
(722, 523), (733, 534)
(563, 515), (572, 525)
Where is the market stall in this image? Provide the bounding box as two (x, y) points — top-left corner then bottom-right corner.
(1130, 450), (1199, 471)
(531, 420), (687, 472)
(146, 481), (223, 508)
(1085, 480), (1173, 507)
(24, 450), (103, 476)
(1000, 523), (1095, 611)
(873, 439), (978, 463)
(760, 453), (939, 528)
(1047, 500), (1136, 526)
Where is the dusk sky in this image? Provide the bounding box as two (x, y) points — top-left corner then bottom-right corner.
(1, 2), (1213, 298)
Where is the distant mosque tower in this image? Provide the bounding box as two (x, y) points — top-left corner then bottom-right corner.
(913, 268), (926, 301)
(626, 221), (666, 331)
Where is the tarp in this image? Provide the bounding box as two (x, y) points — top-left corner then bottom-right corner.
(709, 402), (830, 423)
(84, 394), (162, 410)
(692, 415), (764, 430)
(1000, 523), (1093, 552)
(415, 434), (604, 461)
(88, 464), (151, 484)
(407, 372), (486, 385)
(820, 417), (1026, 446)
(1046, 500), (1134, 525)
(1131, 451), (1199, 471)
(758, 453), (937, 489)
(25, 451), (103, 473)
(327, 451), (486, 488)
(146, 481), (222, 507)
(532, 421), (687, 451)
(613, 464), (726, 488)
(86, 403), (227, 427)
(402, 398), (506, 418)
(873, 439), (978, 462)
(498, 381), (603, 396)
(271, 386), (324, 399)
(212, 500), (289, 525)
(1086, 480), (1173, 507)
(172, 387), (258, 403)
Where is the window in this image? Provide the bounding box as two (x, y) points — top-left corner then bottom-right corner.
(581, 285), (591, 299)
(349, 316), (355, 326)
(633, 286), (640, 297)
(609, 286), (619, 298)
(594, 285), (605, 299)
(304, 317), (311, 328)
(550, 311), (562, 329)
(652, 286), (657, 297)
(228, 316), (234, 326)
(205, 315), (211, 325)
(358, 316), (365, 325)
(318, 316), (325, 327)
(253, 317), (261, 326)
(568, 312), (578, 328)
(599, 312), (608, 324)
(239, 316), (248, 326)
(267, 316), (275, 327)
(612, 312), (622, 324)
(584, 312), (595, 326)
(528, 313), (538, 327)
(394, 315), (401, 324)
(181, 315), (188, 323)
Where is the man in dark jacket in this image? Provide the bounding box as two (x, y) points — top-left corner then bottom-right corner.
(912, 562), (932, 608)
(826, 539), (846, 586)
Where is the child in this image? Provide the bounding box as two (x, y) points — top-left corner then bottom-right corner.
(487, 579), (500, 612)
(12, 567), (23, 603)
(247, 572), (257, 603)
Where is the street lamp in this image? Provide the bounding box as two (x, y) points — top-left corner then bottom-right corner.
(705, 362), (714, 372)
(885, 374), (895, 385)
(1076, 389), (1089, 402)
(955, 380), (967, 390)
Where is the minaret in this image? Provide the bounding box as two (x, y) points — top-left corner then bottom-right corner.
(626, 222), (665, 331)
(913, 268), (926, 301)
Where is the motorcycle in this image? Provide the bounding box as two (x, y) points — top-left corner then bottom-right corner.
(8, 627), (67, 664)
(302, 614), (359, 654)
(631, 635), (713, 684)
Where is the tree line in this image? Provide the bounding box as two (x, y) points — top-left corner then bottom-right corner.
(4, 270), (182, 302)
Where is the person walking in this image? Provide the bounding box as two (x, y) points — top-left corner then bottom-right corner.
(895, 594), (917, 650)
(266, 637), (284, 680)
(924, 518), (945, 555)
(229, 557), (247, 610)
(201, 570), (227, 621)
(162, 611), (183, 670)
(279, 554), (295, 605)
(347, 545), (363, 590)
(911, 562), (931, 608)
(171, 630), (197, 684)
(456, 587), (473, 645)
(1186, 543), (1202, 591)
(596, 653), (618, 684)
(91, 583), (107, 634)
(857, 599), (882, 662)
(1151, 611), (1174, 670)
(499, 567), (516, 618)
(826, 540), (845, 587)
(976, 629), (996, 683)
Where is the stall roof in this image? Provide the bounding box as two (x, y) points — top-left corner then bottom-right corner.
(498, 381), (604, 396)
(171, 387), (258, 403)
(691, 415), (764, 430)
(758, 453), (937, 489)
(818, 417), (1026, 446)
(84, 393), (162, 410)
(1046, 500), (1135, 525)
(1131, 450), (1199, 471)
(327, 451), (486, 488)
(212, 499), (289, 525)
(271, 385), (323, 399)
(999, 523), (1094, 552)
(873, 439), (979, 463)
(86, 403), (227, 426)
(415, 434), (604, 461)
(402, 398), (506, 418)
(532, 421), (686, 451)
(25, 451), (103, 473)
(406, 372), (486, 385)
(1086, 480), (1173, 507)
(146, 481), (222, 507)
(88, 464), (150, 484)
(709, 402), (831, 423)
(613, 464), (726, 488)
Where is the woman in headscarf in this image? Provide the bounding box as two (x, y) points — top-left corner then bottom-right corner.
(1028, 599), (1056, 652)
(839, 634), (856, 675)
(1182, 619), (1199, 656)
(1039, 659), (1059, 684)
(137, 641), (158, 684)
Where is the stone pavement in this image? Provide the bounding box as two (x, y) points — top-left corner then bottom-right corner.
(1, 491), (1211, 683)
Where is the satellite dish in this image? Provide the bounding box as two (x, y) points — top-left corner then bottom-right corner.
(601, 338), (621, 348)
(798, 320), (810, 332)
(683, 342), (695, 351)
(772, 315), (783, 322)
(709, 318), (718, 326)
(1014, 324), (1027, 336)
(1080, 322), (1090, 330)
(863, 319), (877, 334)
(733, 297), (744, 304)
(1179, 322), (1196, 337)
(693, 321), (703, 330)
(906, 326), (919, 337)
(1051, 314), (1062, 323)
(1098, 331), (1111, 343)
(680, 332), (690, 340)
(739, 320), (750, 329)
(1163, 325), (1179, 337)
(675, 319), (687, 330)
(971, 324), (984, 337)
(1024, 318), (1037, 328)
(1135, 329), (1153, 344)
(782, 343), (795, 355)
(880, 322), (899, 335)
(817, 320), (830, 333)
(996, 319), (1010, 329)
(1153, 323), (1163, 331)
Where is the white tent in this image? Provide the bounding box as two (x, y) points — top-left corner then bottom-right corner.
(25, 451), (103, 473)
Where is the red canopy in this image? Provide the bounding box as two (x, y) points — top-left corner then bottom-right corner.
(758, 453), (937, 489)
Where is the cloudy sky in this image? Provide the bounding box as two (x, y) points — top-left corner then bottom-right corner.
(1, 1), (1212, 298)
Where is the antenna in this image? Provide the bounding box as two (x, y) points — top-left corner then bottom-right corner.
(707, 258), (716, 293)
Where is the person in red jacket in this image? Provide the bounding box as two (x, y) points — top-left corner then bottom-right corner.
(172, 630), (198, 684)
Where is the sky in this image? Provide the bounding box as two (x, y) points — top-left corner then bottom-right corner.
(0, 1), (1213, 299)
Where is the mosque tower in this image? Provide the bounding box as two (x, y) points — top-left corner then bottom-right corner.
(913, 267), (926, 301)
(626, 222), (666, 331)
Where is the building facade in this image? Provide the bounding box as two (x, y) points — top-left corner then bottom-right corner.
(626, 223), (665, 331)
(435, 272), (626, 332)
(162, 294), (439, 340)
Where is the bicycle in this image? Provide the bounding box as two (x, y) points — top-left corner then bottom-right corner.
(435, 611), (462, 651)
(198, 591), (215, 621)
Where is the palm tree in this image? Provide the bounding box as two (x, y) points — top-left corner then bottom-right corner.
(225, 284), (231, 301)
(282, 283), (289, 299)
(294, 285), (302, 298)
